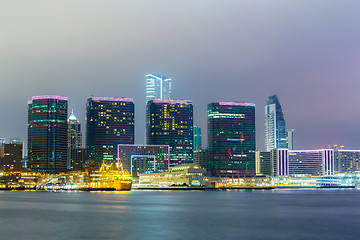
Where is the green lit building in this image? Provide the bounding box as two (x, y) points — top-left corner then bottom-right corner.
(86, 97), (134, 168)
(146, 100), (193, 166)
(208, 102), (256, 177)
(27, 95), (68, 172)
(193, 125), (202, 150)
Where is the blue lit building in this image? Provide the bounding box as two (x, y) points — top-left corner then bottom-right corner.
(193, 125), (202, 150)
(208, 102), (256, 177)
(146, 74), (172, 102)
(265, 95), (287, 151)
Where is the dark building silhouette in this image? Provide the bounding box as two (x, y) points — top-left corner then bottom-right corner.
(86, 97), (134, 168)
(208, 102), (256, 177)
(0, 144), (23, 172)
(27, 96), (68, 172)
(146, 100), (193, 166)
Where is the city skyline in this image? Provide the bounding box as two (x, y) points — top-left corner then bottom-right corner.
(1, 1), (360, 151)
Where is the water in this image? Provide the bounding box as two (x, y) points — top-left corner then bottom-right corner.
(0, 189), (359, 240)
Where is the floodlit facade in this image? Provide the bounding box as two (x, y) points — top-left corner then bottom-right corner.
(288, 149), (334, 176)
(146, 100), (193, 166)
(138, 164), (206, 186)
(255, 151), (271, 176)
(86, 97), (134, 168)
(271, 149), (289, 176)
(28, 96), (68, 172)
(208, 102), (256, 177)
(146, 74), (172, 102)
(265, 95), (287, 151)
(118, 144), (170, 177)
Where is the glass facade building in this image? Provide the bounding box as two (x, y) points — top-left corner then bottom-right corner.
(335, 150), (360, 173)
(146, 74), (172, 102)
(27, 95), (68, 172)
(146, 100), (193, 166)
(193, 125), (202, 150)
(86, 97), (134, 168)
(208, 102), (256, 177)
(265, 95), (287, 151)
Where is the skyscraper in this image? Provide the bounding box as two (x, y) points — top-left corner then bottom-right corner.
(287, 129), (295, 150)
(146, 100), (193, 166)
(27, 95), (68, 172)
(193, 125), (202, 150)
(265, 95), (287, 151)
(208, 102), (256, 177)
(86, 97), (134, 167)
(146, 74), (172, 102)
(68, 110), (82, 149)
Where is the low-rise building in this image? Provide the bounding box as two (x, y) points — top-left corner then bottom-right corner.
(139, 164), (206, 187)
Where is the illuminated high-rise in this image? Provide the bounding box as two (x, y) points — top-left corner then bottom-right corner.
(208, 102), (256, 177)
(146, 100), (193, 166)
(265, 95), (287, 151)
(27, 95), (68, 172)
(193, 125), (202, 150)
(86, 97), (134, 167)
(146, 74), (172, 102)
(68, 110), (82, 149)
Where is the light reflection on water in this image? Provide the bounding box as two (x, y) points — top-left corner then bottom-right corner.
(0, 189), (359, 240)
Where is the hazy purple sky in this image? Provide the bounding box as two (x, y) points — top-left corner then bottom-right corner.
(1, 0), (360, 150)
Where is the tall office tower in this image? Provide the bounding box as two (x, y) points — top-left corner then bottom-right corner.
(193, 125), (202, 150)
(86, 97), (134, 167)
(208, 102), (256, 177)
(28, 96), (68, 172)
(286, 129), (295, 150)
(146, 74), (172, 102)
(265, 95), (287, 151)
(68, 110), (82, 149)
(0, 144), (23, 172)
(0, 138), (5, 146)
(146, 100), (193, 166)
(288, 149), (334, 176)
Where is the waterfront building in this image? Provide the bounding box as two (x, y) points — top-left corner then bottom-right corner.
(146, 74), (172, 102)
(286, 129), (295, 150)
(68, 110), (82, 149)
(193, 125), (202, 150)
(10, 138), (25, 159)
(69, 148), (87, 171)
(86, 97), (134, 168)
(193, 148), (209, 171)
(255, 151), (271, 176)
(138, 164), (206, 187)
(0, 144), (22, 172)
(271, 149), (289, 176)
(0, 138), (5, 146)
(335, 150), (360, 173)
(207, 102), (256, 177)
(265, 95), (287, 151)
(146, 100), (193, 166)
(288, 149), (334, 176)
(118, 144), (170, 177)
(28, 96), (68, 172)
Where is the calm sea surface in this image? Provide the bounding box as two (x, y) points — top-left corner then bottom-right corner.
(0, 189), (359, 240)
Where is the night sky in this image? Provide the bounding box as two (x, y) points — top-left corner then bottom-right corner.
(1, 1), (360, 150)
